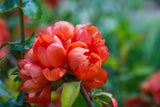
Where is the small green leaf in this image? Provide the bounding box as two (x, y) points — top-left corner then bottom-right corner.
(10, 33), (37, 52)
(61, 81), (81, 107)
(94, 93), (113, 107)
(16, 91), (24, 103)
(23, 32), (37, 50)
(22, 0), (42, 19)
(0, 42), (19, 50)
(94, 92), (112, 98)
(0, 52), (12, 65)
(0, 0), (18, 13)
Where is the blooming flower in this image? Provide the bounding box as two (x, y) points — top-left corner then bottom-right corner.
(18, 59), (50, 106)
(18, 21), (109, 105)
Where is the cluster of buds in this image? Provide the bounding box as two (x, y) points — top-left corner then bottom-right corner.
(17, 21), (109, 106)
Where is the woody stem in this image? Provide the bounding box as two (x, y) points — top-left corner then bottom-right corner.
(80, 84), (94, 107)
(18, 0), (25, 44)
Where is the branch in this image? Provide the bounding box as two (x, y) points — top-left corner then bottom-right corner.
(80, 84), (94, 107)
(18, 0), (25, 44)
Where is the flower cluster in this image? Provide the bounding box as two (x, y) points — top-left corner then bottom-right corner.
(124, 97), (150, 107)
(18, 21), (109, 106)
(141, 71), (160, 106)
(0, 18), (10, 59)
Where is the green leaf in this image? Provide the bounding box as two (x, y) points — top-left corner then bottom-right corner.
(0, 0), (18, 13)
(73, 94), (88, 107)
(0, 0), (42, 19)
(0, 81), (12, 99)
(61, 81), (81, 107)
(22, 0), (42, 19)
(10, 32), (37, 52)
(23, 32), (37, 50)
(93, 92), (113, 107)
(16, 91), (24, 103)
(0, 42), (19, 50)
(0, 52), (12, 65)
(51, 79), (64, 91)
(94, 92), (112, 98)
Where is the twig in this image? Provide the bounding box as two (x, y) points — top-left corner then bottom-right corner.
(80, 84), (94, 107)
(18, 0), (25, 44)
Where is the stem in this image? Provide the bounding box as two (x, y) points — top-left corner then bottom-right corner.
(80, 84), (94, 107)
(18, 0), (25, 44)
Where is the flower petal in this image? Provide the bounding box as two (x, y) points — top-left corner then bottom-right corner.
(66, 41), (88, 56)
(67, 47), (89, 71)
(24, 48), (34, 61)
(46, 43), (66, 68)
(44, 26), (53, 36)
(88, 68), (107, 85)
(29, 64), (48, 84)
(95, 46), (110, 63)
(43, 68), (67, 81)
(21, 79), (43, 93)
(52, 21), (74, 43)
(37, 45), (51, 68)
(40, 33), (54, 44)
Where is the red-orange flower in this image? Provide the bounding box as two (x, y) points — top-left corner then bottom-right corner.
(0, 18), (10, 59)
(18, 59), (50, 106)
(67, 41), (102, 80)
(18, 21), (109, 105)
(124, 97), (150, 107)
(33, 34), (66, 68)
(73, 23), (110, 63)
(141, 71), (160, 106)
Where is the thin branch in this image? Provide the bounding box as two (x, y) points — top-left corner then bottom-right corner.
(80, 84), (94, 107)
(18, 0), (25, 44)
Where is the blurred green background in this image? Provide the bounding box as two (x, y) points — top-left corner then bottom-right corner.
(0, 0), (160, 106)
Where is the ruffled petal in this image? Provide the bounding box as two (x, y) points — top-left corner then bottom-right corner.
(82, 68), (107, 92)
(95, 45), (109, 63)
(29, 64), (48, 84)
(66, 41), (88, 56)
(18, 69), (30, 81)
(24, 48), (34, 61)
(76, 30), (92, 46)
(67, 47), (89, 71)
(68, 46), (101, 80)
(88, 68), (107, 85)
(20, 79), (43, 93)
(52, 21), (74, 43)
(43, 68), (67, 81)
